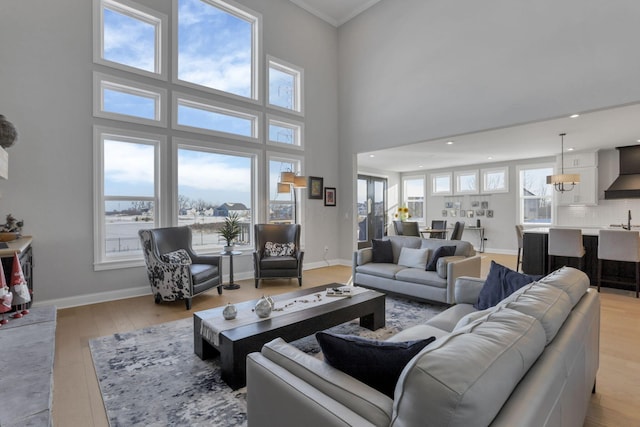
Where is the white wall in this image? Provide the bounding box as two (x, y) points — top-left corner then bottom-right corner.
(337, 0), (640, 260)
(0, 0), (340, 307)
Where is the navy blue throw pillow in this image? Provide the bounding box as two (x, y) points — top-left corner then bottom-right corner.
(474, 261), (542, 310)
(371, 239), (393, 263)
(316, 332), (436, 398)
(425, 245), (456, 271)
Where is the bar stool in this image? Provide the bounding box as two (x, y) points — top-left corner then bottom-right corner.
(548, 228), (585, 274)
(515, 225), (524, 272)
(597, 229), (640, 298)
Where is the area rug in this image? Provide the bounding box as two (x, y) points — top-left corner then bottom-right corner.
(89, 296), (445, 426)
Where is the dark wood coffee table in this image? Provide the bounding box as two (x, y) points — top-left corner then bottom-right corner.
(193, 285), (385, 389)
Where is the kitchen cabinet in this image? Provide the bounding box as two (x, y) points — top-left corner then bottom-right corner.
(556, 151), (598, 206)
(556, 166), (598, 206)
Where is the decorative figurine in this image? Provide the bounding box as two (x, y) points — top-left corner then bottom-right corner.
(222, 302), (237, 320)
(10, 253), (30, 318)
(0, 267), (12, 325)
(254, 295), (272, 318)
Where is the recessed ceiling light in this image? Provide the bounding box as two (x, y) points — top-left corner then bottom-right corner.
(637, 139), (640, 143)
(570, 114), (580, 118)
(567, 147), (575, 151)
(369, 154), (375, 158)
(418, 165), (424, 168)
(446, 141), (454, 145)
(487, 156), (493, 160)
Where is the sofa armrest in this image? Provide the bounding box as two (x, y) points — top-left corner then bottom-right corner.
(247, 352), (383, 427)
(446, 255), (482, 304)
(354, 248), (373, 266)
(454, 276), (486, 304)
(253, 338), (393, 426)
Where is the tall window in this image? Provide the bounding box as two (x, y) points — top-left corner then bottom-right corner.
(93, 0), (304, 269)
(95, 128), (162, 267)
(402, 176), (425, 223)
(518, 165), (553, 225)
(268, 56), (303, 114)
(176, 0), (259, 99)
(177, 146), (255, 249)
(94, 0), (166, 78)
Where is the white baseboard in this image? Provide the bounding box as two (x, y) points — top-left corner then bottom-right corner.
(35, 286), (151, 310)
(35, 259), (354, 309)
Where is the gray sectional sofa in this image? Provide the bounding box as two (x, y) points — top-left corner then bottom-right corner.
(353, 235), (481, 304)
(246, 266), (599, 427)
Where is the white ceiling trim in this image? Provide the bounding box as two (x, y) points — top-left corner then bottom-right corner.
(289, 0), (381, 27)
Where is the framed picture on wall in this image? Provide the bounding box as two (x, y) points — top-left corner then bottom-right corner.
(324, 187), (336, 206)
(308, 176), (324, 199)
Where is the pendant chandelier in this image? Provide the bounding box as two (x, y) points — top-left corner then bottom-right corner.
(546, 133), (580, 192)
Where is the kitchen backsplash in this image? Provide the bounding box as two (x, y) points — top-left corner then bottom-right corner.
(558, 198), (640, 228)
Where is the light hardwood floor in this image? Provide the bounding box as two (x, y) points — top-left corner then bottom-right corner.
(52, 254), (640, 426)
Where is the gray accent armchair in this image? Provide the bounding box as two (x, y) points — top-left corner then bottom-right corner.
(253, 224), (304, 288)
(139, 226), (223, 310)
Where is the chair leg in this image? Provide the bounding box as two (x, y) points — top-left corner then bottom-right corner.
(298, 277), (302, 287)
(516, 249), (522, 272)
(255, 279), (259, 288)
(547, 254), (553, 275)
(217, 285), (223, 295)
(597, 259), (602, 293)
(636, 262), (640, 298)
(185, 298), (192, 310)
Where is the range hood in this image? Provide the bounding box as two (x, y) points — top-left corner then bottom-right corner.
(604, 145), (640, 199)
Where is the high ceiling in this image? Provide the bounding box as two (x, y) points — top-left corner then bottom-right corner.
(358, 102), (640, 173)
(288, 0), (380, 27)
(286, 1), (640, 174)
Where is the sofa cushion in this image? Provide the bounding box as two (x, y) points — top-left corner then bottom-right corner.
(264, 241), (295, 256)
(426, 303), (478, 332)
(392, 308), (546, 427)
(500, 282), (573, 344)
(474, 261), (540, 310)
(388, 236), (422, 263)
(371, 239), (393, 263)
(160, 249), (192, 265)
(356, 263), (405, 279)
(316, 331), (436, 398)
(436, 255), (465, 279)
(537, 266), (590, 306)
(394, 269), (447, 288)
(426, 246), (456, 271)
(397, 247), (430, 269)
(259, 255), (298, 270)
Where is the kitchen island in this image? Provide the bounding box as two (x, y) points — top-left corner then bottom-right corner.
(522, 226), (638, 290)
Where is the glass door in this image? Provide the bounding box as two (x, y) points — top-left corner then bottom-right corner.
(357, 175), (387, 245)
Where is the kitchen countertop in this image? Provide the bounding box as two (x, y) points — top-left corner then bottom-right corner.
(524, 226), (640, 236)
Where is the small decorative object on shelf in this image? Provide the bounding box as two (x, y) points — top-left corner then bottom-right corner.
(254, 295), (272, 318)
(10, 253), (30, 317)
(0, 115), (18, 148)
(222, 302), (237, 320)
(0, 266), (12, 325)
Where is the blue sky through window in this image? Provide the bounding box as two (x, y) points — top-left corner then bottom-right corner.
(177, 0), (252, 97)
(103, 89), (156, 120)
(178, 148), (252, 207)
(103, 7), (156, 72)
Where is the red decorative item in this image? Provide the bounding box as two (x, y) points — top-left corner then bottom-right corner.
(10, 253), (30, 318)
(0, 266), (12, 325)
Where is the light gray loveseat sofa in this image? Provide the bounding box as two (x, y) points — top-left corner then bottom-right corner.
(246, 266), (599, 427)
(353, 235), (481, 304)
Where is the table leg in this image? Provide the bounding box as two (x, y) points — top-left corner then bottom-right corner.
(223, 253), (240, 290)
(359, 298), (385, 330)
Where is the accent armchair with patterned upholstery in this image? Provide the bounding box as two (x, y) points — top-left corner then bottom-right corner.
(139, 226), (223, 310)
(253, 224), (304, 288)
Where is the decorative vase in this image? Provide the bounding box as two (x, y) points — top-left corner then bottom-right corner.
(254, 295), (272, 318)
(266, 295), (275, 309)
(223, 245), (233, 253)
(222, 302), (237, 320)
